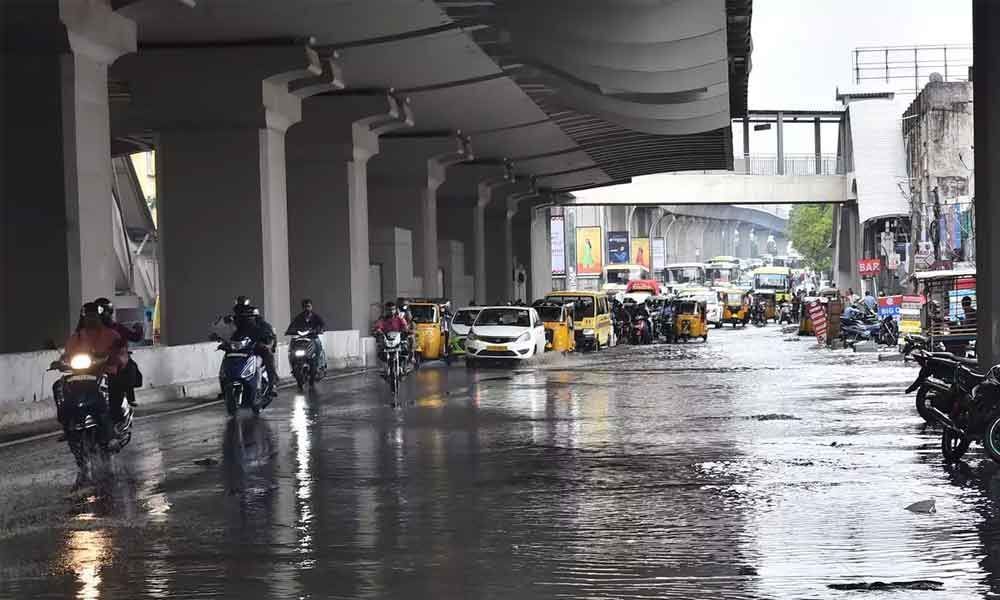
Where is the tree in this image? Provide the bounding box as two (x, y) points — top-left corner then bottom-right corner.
(788, 204), (833, 274)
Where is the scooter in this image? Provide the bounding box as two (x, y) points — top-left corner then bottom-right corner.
(218, 336), (271, 417)
(50, 353), (134, 483)
(778, 303), (794, 325)
(288, 329), (326, 390)
(631, 315), (652, 345)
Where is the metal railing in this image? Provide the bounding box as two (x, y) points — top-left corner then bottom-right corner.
(853, 45), (972, 96)
(734, 154), (843, 176)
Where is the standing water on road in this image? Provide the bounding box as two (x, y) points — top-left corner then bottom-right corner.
(1, 325), (999, 598)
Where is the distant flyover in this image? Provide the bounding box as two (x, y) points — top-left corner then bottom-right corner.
(565, 172), (848, 206)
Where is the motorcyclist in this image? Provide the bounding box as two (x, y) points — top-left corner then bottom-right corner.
(57, 302), (128, 443)
(374, 302), (413, 370)
(286, 298), (327, 371)
(232, 300), (278, 397)
(94, 297), (144, 408)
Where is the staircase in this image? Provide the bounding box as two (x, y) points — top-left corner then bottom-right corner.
(110, 155), (158, 310)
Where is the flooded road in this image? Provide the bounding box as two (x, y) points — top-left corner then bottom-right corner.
(3, 325), (1000, 598)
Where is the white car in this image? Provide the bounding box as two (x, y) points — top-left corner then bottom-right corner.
(449, 307), (480, 338)
(465, 306), (547, 366)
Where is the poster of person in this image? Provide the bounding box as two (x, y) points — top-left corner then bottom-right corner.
(607, 231), (629, 264)
(631, 238), (650, 269)
(575, 227), (603, 276)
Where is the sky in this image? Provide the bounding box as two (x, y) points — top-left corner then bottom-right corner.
(741, 0), (972, 153)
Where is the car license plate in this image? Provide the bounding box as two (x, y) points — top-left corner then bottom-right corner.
(487, 344), (506, 351)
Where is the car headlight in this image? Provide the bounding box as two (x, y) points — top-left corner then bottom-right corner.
(583, 329), (595, 336)
(517, 332), (531, 342)
(467, 332), (477, 341)
(69, 354), (93, 370)
(294, 349), (306, 357)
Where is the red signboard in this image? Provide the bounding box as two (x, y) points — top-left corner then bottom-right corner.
(857, 259), (882, 277)
(806, 300), (828, 344)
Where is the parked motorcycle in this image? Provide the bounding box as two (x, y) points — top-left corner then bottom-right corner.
(905, 349), (975, 424)
(879, 315), (900, 347)
(217, 336), (271, 417)
(288, 329), (326, 390)
(927, 363), (998, 462)
(751, 303), (767, 327)
(50, 353), (134, 483)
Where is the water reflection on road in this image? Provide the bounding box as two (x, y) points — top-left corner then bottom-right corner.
(4, 325), (1000, 597)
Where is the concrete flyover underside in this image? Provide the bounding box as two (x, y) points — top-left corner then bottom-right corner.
(1, 0), (753, 353)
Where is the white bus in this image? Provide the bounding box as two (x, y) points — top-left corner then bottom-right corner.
(602, 264), (650, 295)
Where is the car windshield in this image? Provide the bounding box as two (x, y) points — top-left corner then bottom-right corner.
(546, 296), (595, 318)
(409, 305), (437, 323)
(451, 310), (479, 326)
(605, 267), (644, 285)
(755, 274), (789, 289)
(536, 306), (564, 322)
(666, 267), (704, 284)
(475, 308), (531, 327)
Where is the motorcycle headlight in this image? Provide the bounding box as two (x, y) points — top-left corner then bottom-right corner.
(517, 332), (531, 342)
(69, 354), (93, 370)
(294, 349), (306, 357)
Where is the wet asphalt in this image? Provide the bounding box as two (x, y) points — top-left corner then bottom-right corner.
(2, 325), (1000, 599)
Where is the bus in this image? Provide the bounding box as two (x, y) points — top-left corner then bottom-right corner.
(663, 262), (706, 293)
(602, 264), (650, 295)
(705, 256), (741, 287)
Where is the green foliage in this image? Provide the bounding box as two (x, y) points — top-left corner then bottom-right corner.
(788, 204), (833, 273)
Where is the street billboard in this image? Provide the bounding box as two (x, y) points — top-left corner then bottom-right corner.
(651, 238), (666, 273)
(631, 238), (650, 269)
(550, 216), (565, 275)
(607, 231), (629, 264)
(575, 227), (603, 276)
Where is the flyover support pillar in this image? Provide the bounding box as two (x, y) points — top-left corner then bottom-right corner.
(974, 0), (1000, 368)
(833, 202), (862, 295)
(475, 180), (507, 304)
(530, 205), (551, 301)
(1, 2), (136, 352)
(737, 223), (753, 258)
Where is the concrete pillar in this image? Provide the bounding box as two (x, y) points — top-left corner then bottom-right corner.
(475, 179), (510, 303)
(691, 219), (708, 262)
(421, 143), (470, 298)
(287, 95), (412, 330)
(737, 223), (753, 258)
(530, 205), (551, 301)
(776, 111), (785, 175)
(1, 2), (136, 351)
(703, 221), (722, 259)
(974, 0), (1000, 368)
(834, 202), (862, 294)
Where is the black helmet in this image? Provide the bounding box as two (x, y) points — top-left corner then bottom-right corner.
(81, 301), (103, 317)
(94, 297), (114, 320)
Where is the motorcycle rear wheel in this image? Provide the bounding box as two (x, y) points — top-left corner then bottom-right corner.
(294, 368), (306, 391)
(941, 428), (971, 462)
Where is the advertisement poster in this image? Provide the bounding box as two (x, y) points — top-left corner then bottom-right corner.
(575, 227), (603, 276)
(857, 258), (882, 278)
(550, 216), (565, 275)
(899, 295), (925, 334)
(651, 238), (666, 273)
(877, 295), (902, 322)
(631, 238), (650, 269)
(607, 231), (629, 264)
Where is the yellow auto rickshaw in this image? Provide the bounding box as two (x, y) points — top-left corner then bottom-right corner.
(720, 288), (749, 328)
(409, 301), (447, 361)
(533, 301), (576, 353)
(674, 299), (709, 342)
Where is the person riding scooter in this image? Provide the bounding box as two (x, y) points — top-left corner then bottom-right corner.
(286, 298), (327, 373)
(231, 300), (278, 397)
(57, 302), (128, 443)
(94, 297), (144, 408)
